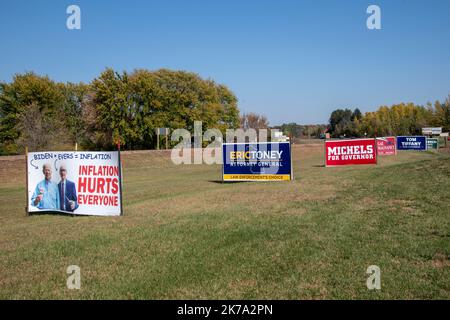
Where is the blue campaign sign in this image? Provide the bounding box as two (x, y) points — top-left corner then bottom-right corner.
(396, 136), (427, 151)
(222, 142), (292, 181)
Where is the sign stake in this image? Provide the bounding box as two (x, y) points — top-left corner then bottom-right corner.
(375, 137), (378, 165)
(25, 146), (29, 216)
(117, 139), (124, 216)
(157, 132), (160, 150)
(290, 139), (294, 181)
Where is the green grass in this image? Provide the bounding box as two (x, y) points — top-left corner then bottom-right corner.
(0, 145), (449, 299)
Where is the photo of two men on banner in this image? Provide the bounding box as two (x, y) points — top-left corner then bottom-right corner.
(31, 163), (78, 213)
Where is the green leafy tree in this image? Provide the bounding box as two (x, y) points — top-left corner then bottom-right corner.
(328, 108), (353, 137)
(0, 72), (67, 153)
(84, 68), (240, 150)
(61, 82), (90, 146)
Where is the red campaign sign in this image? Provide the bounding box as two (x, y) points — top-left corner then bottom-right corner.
(376, 136), (396, 156)
(325, 139), (377, 166)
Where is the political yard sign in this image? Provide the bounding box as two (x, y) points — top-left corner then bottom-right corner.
(376, 137), (397, 156)
(422, 127), (442, 135)
(27, 151), (122, 216)
(222, 142), (292, 181)
(426, 138), (439, 150)
(396, 136), (427, 151)
(325, 139), (377, 166)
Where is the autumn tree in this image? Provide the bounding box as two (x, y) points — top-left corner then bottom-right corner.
(240, 112), (269, 131)
(355, 103), (433, 137)
(431, 96), (450, 131)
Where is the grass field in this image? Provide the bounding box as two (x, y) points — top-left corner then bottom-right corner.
(0, 144), (449, 299)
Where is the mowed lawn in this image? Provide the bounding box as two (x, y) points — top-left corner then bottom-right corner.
(0, 144), (449, 299)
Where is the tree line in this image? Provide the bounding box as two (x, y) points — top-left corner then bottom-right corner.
(0, 69), (240, 155)
(327, 99), (450, 138)
(272, 123), (328, 139)
(1, 69), (448, 155)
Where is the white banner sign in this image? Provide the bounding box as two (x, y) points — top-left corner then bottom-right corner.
(422, 127), (442, 135)
(27, 151), (122, 216)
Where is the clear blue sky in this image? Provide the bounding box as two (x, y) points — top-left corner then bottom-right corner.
(1, 0), (449, 125)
